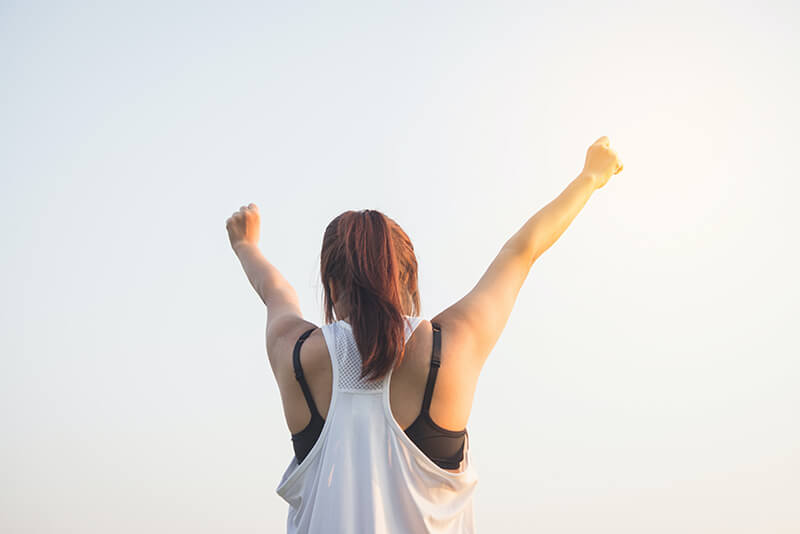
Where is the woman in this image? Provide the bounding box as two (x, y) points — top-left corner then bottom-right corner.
(225, 136), (623, 533)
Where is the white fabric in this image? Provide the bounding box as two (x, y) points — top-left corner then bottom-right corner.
(276, 315), (478, 534)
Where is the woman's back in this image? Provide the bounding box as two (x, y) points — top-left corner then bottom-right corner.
(276, 316), (478, 533)
(282, 318), (480, 454)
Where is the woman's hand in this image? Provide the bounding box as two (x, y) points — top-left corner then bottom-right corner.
(226, 203), (261, 254)
(582, 136), (623, 189)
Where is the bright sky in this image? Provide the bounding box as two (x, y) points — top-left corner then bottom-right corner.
(2, 2), (799, 532)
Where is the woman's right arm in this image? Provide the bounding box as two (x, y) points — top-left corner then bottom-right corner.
(506, 170), (598, 266)
(433, 136), (623, 370)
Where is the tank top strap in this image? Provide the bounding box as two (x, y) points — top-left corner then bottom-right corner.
(404, 315), (425, 342)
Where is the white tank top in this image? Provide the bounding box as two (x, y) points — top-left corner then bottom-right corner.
(276, 315), (479, 533)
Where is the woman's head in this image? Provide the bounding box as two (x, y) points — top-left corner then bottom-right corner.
(320, 209), (420, 381)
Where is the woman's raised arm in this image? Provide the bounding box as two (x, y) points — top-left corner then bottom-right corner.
(432, 136), (623, 370)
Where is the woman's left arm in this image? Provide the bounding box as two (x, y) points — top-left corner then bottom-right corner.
(226, 204), (310, 360)
(233, 241), (300, 311)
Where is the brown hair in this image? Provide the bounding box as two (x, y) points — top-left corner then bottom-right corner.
(320, 209), (421, 381)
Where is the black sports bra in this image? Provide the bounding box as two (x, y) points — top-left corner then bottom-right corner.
(290, 321), (467, 470)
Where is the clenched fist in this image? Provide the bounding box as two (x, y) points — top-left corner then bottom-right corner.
(226, 203), (261, 253)
(582, 136), (623, 189)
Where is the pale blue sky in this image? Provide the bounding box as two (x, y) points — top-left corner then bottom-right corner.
(2, 1), (799, 532)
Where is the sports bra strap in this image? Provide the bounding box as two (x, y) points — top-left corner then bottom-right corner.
(419, 321), (442, 412)
(292, 327), (322, 420)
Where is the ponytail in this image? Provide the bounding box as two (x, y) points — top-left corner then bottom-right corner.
(320, 210), (420, 380)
